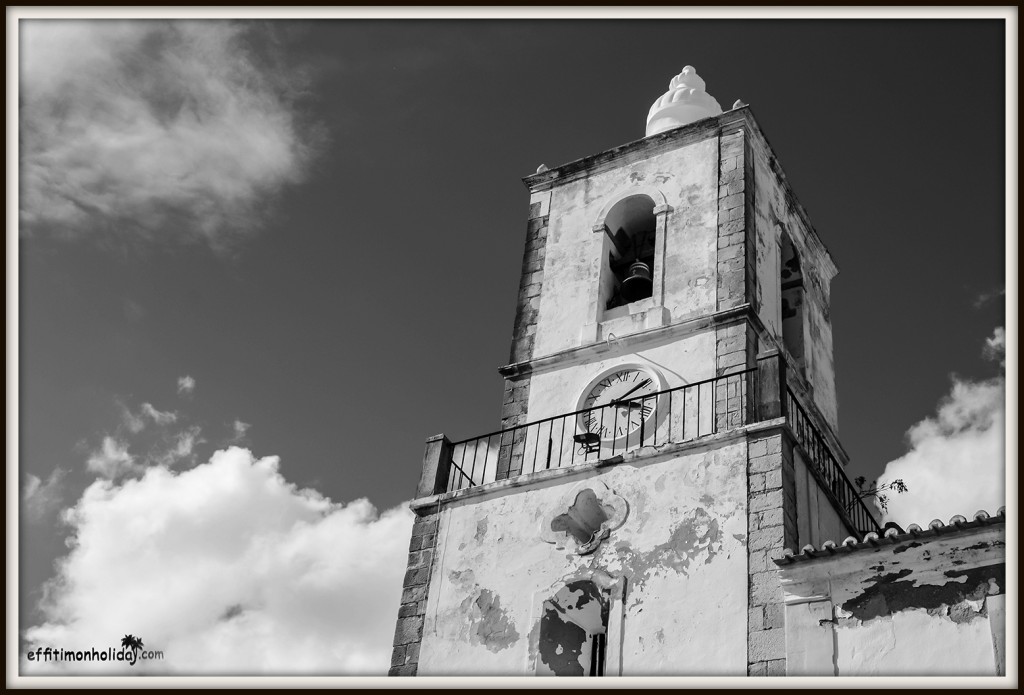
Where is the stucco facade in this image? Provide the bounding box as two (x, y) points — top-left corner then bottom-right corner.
(416, 439), (750, 676)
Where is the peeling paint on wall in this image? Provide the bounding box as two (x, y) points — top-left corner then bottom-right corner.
(461, 588), (520, 653)
(537, 580), (608, 676)
(781, 524), (1006, 675)
(418, 439), (749, 676)
(842, 563), (1002, 623)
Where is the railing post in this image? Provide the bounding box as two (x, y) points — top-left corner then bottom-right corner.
(417, 434), (453, 498)
(756, 349), (786, 421)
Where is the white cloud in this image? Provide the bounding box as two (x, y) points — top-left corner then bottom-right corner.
(177, 376), (196, 396)
(152, 425), (203, 468)
(23, 469), (67, 522)
(85, 436), (142, 479)
(877, 329), (1006, 527)
(231, 420), (251, 443)
(983, 327), (1006, 367)
(974, 286), (1005, 308)
(19, 20), (321, 249)
(23, 447), (413, 675)
(141, 402), (178, 426)
(120, 404), (146, 434)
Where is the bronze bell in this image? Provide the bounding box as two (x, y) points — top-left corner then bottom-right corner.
(620, 260), (653, 302)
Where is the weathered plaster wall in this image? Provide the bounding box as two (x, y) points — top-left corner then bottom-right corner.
(792, 447), (851, 550)
(780, 526), (1005, 676)
(531, 137), (720, 359)
(834, 608), (998, 675)
(747, 134), (838, 432)
(417, 439), (750, 676)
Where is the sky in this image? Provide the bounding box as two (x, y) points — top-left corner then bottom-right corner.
(12, 12), (1013, 678)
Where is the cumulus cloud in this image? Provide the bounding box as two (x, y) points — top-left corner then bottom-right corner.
(85, 436), (141, 479)
(23, 469), (67, 523)
(19, 20), (322, 249)
(177, 376), (196, 396)
(877, 328), (1006, 526)
(23, 447), (413, 675)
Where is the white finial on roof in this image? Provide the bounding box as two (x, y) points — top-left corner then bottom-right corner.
(645, 66), (723, 137)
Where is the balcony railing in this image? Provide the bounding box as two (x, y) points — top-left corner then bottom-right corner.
(785, 389), (880, 536)
(446, 366), (759, 492)
(434, 353), (881, 538)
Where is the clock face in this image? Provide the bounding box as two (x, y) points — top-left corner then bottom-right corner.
(577, 366), (662, 442)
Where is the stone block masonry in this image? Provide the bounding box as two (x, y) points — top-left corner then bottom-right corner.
(507, 212), (549, 370)
(714, 128), (757, 431)
(497, 204), (549, 480)
(717, 129), (748, 312)
(746, 428), (798, 676)
(389, 513), (440, 676)
(714, 319), (757, 432)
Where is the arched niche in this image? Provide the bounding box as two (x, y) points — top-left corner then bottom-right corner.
(780, 230), (806, 367)
(599, 194), (657, 310)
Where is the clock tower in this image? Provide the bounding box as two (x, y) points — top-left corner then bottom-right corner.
(389, 66), (880, 677)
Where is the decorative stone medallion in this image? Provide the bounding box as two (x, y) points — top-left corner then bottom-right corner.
(539, 480), (629, 554)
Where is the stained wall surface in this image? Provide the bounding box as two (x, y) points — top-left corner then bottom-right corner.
(781, 525), (1005, 676)
(417, 438), (750, 676)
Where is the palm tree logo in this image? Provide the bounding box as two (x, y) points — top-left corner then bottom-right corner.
(120, 634), (144, 656)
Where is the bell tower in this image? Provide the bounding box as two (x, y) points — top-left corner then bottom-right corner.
(389, 66), (879, 677)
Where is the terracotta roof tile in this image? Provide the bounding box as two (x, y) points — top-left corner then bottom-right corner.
(775, 507), (1006, 565)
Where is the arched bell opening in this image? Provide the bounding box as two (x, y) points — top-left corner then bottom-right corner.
(780, 230), (805, 366)
(602, 195), (656, 310)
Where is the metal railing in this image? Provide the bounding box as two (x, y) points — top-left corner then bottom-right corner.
(438, 352), (880, 539)
(785, 388), (881, 536)
(445, 366), (758, 493)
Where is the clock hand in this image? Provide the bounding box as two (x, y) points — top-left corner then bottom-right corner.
(613, 378), (652, 404)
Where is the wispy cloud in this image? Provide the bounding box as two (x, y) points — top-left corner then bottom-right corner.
(85, 436), (141, 479)
(93, 398), (199, 477)
(152, 425), (203, 468)
(19, 20), (323, 250)
(140, 402), (178, 426)
(120, 403), (147, 434)
(23, 469), (67, 523)
(983, 327), (1006, 367)
(974, 286), (1006, 309)
(231, 420), (251, 443)
(177, 375), (196, 396)
(877, 327), (1006, 526)
(24, 447), (412, 675)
